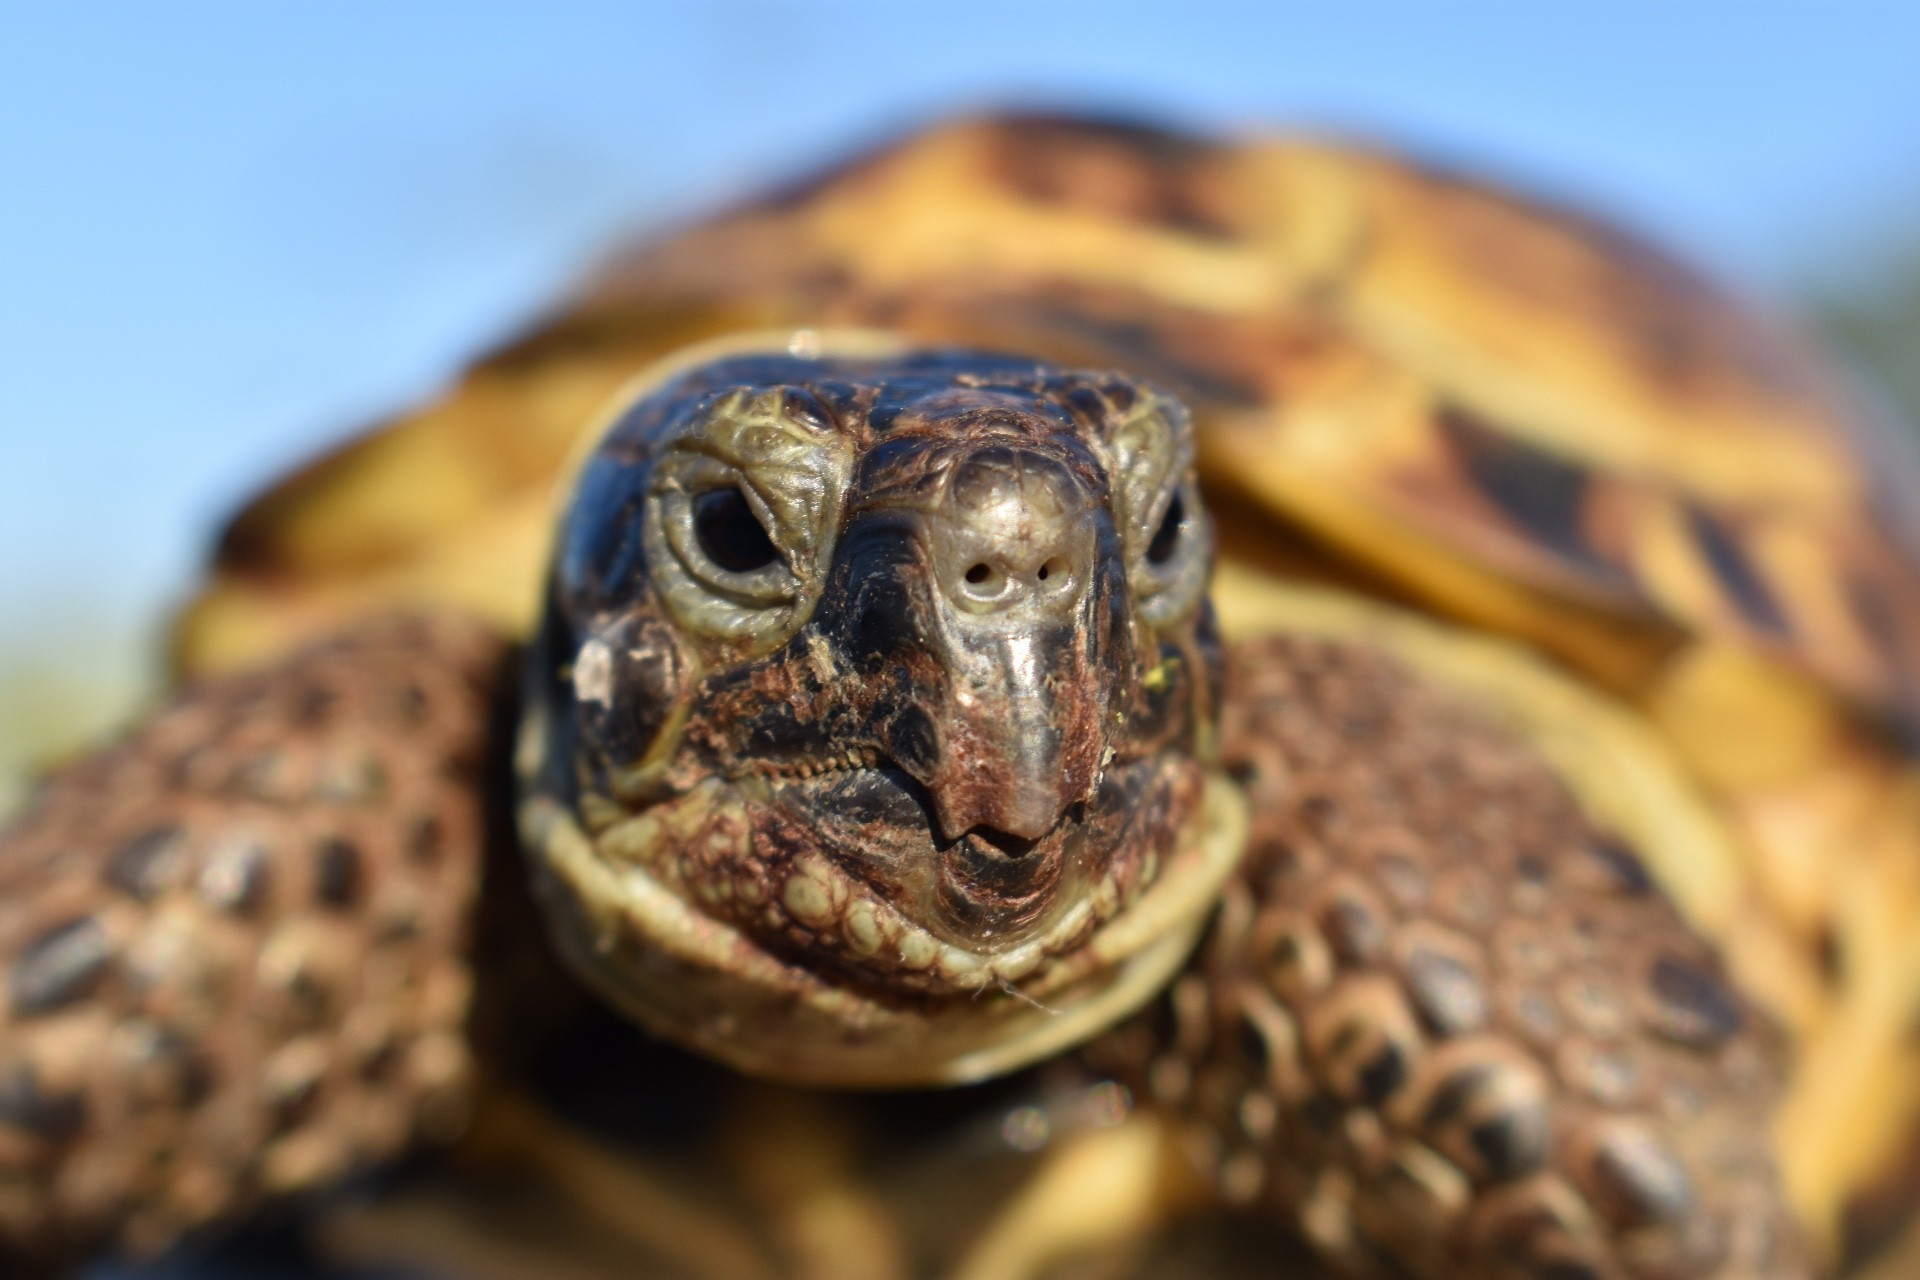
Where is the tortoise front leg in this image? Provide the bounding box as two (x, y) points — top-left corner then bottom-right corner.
(0, 616), (507, 1273)
(1094, 633), (1810, 1280)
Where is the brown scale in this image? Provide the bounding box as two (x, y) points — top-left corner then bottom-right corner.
(1093, 633), (1808, 1280)
(0, 615), (506, 1272)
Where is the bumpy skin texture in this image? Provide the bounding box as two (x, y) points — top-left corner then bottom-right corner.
(0, 355), (1817, 1279)
(515, 351), (1808, 1277)
(1098, 635), (1806, 1279)
(521, 349), (1227, 1082)
(166, 123), (1920, 1242)
(0, 616), (505, 1271)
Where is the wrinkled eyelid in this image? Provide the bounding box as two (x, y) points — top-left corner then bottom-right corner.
(1107, 401), (1190, 472)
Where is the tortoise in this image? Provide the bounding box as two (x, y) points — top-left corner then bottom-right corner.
(4, 113), (1920, 1280)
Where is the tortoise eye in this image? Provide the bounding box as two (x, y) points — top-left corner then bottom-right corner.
(1130, 479), (1209, 628)
(692, 486), (780, 574)
(1146, 491), (1185, 566)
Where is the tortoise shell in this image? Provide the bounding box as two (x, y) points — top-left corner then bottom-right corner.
(169, 116), (1920, 1261)
(0, 115), (1908, 1277)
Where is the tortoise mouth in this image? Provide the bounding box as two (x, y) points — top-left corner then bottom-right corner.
(779, 761), (1085, 943)
(517, 770), (1249, 1087)
(743, 751), (1180, 990)
(967, 824), (1044, 859)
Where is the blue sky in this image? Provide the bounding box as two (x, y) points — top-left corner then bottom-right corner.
(3, 2), (1920, 671)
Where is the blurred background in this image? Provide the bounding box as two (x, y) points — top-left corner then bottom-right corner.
(5, 1), (1920, 813)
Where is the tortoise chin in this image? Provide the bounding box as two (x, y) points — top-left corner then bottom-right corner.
(516, 337), (1242, 1086)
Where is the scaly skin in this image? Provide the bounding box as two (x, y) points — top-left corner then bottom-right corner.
(171, 117), (1920, 1253)
(0, 353), (1808, 1278)
(1100, 635), (1805, 1278)
(0, 617), (506, 1271)
(514, 346), (1234, 1088)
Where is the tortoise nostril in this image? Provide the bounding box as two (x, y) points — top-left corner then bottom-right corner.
(940, 447), (1097, 613)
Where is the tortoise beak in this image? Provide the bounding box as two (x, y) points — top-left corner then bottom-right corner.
(829, 444), (1132, 845)
(923, 623), (1103, 844)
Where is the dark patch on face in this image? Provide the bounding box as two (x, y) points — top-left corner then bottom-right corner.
(862, 361), (1055, 438)
(1437, 403), (1616, 580)
(717, 685), (834, 766)
(814, 766), (934, 834)
(1126, 639), (1197, 754)
(558, 453), (651, 611)
(888, 706), (942, 781)
(780, 385), (836, 432)
(1192, 600), (1225, 717)
(1684, 504), (1790, 637)
(937, 822), (1072, 939)
(575, 611), (694, 778)
(835, 514), (935, 672)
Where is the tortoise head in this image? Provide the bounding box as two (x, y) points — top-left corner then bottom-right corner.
(517, 334), (1246, 1085)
